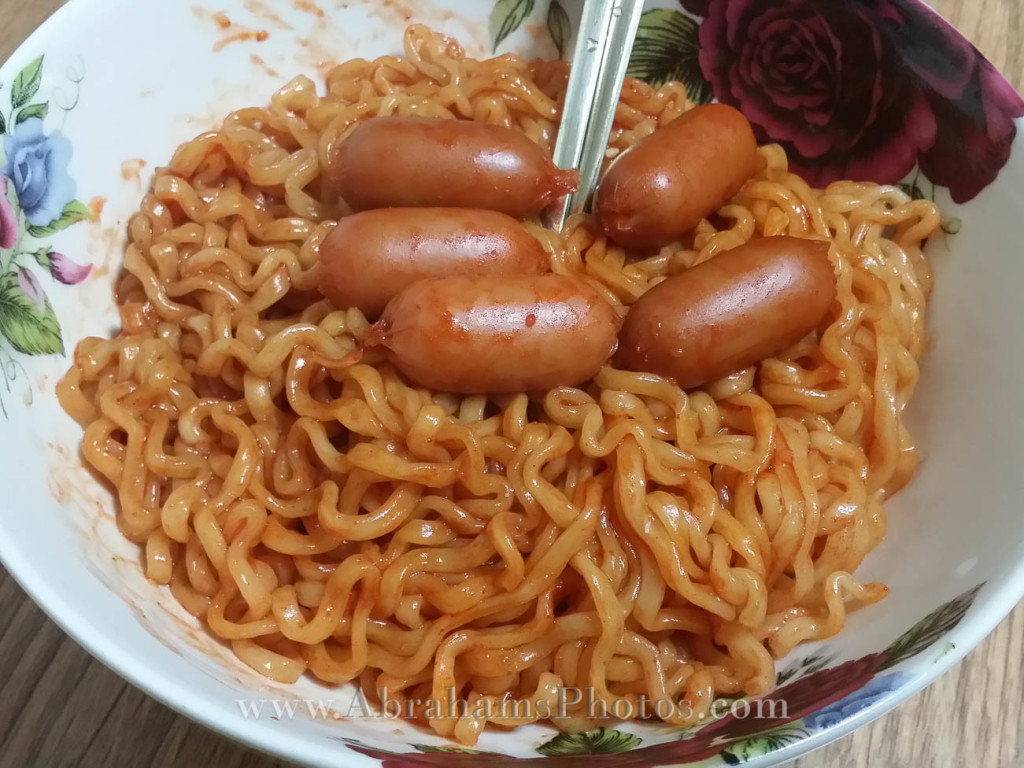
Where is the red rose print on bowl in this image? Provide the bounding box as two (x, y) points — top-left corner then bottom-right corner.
(681, 0), (1024, 202)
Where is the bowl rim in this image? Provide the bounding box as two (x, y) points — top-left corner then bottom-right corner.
(2, 1), (1024, 766)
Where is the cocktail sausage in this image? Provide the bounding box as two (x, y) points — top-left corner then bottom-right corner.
(596, 104), (758, 249)
(617, 237), (835, 388)
(329, 116), (579, 217)
(317, 208), (547, 318)
(367, 275), (620, 393)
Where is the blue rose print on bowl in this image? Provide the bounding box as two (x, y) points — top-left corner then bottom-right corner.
(803, 673), (908, 731)
(0, 55), (92, 418)
(3, 117), (76, 227)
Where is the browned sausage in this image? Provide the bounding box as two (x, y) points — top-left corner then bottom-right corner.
(595, 104), (759, 250)
(366, 275), (620, 393)
(329, 116), (580, 217)
(617, 237), (835, 389)
(317, 208), (548, 318)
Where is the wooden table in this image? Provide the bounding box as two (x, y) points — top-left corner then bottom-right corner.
(1, 2), (1022, 766)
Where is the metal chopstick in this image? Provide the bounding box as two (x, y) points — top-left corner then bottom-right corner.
(543, 0), (645, 232)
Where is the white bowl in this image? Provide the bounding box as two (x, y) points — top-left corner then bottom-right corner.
(1, 1), (1023, 766)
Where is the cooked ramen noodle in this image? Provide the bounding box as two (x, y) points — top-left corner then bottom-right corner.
(58, 25), (940, 744)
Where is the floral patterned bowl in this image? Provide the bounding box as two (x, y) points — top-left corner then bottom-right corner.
(1, 1), (1023, 766)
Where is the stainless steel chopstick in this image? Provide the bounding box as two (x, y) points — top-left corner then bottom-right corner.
(544, 0), (645, 231)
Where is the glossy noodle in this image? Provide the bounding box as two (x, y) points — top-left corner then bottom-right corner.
(57, 25), (940, 744)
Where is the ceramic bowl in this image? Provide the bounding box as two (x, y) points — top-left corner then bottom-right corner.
(1, 1), (1022, 766)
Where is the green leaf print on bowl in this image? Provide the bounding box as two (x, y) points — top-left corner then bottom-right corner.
(537, 728), (641, 756)
(720, 724), (810, 765)
(26, 199), (91, 238)
(626, 9), (711, 104)
(546, 0), (570, 59)
(0, 270), (63, 356)
(877, 583), (984, 671)
(10, 55), (44, 109)
(490, 0), (536, 51)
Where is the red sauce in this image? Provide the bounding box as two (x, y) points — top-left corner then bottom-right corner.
(242, 0), (294, 29)
(251, 54), (280, 78)
(120, 158), (147, 183)
(198, 7), (270, 51)
(525, 22), (548, 42)
(295, 36), (339, 78)
(293, 0), (325, 17)
(213, 29), (270, 51)
(88, 196), (106, 221)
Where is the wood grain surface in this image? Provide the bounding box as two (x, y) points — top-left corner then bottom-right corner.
(1, 2), (1022, 766)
